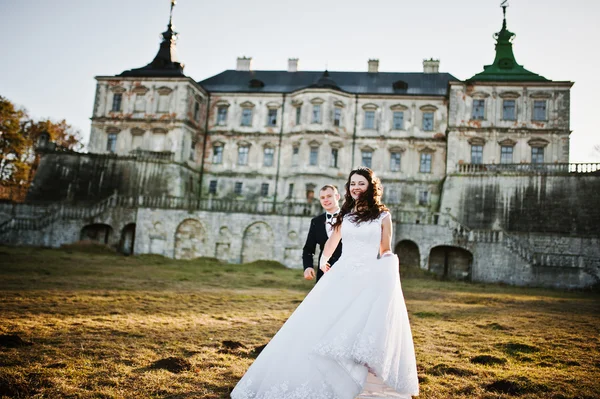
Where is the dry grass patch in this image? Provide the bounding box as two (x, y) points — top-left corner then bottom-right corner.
(1, 245), (599, 398)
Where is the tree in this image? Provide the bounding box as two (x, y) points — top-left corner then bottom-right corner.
(0, 96), (83, 202)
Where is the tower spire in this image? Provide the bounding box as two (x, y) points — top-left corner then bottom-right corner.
(119, 0), (185, 77)
(468, 2), (547, 82)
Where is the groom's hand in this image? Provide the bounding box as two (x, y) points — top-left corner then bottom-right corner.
(304, 268), (315, 280)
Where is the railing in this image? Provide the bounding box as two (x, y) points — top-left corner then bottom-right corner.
(457, 162), (600, 175)
(0, 193), (118, 236)
(118, 195), (322, 216)
(128, 149), (175, 161)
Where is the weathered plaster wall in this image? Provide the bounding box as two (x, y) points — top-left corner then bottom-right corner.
(27, 152), (199, 203)
(441, 174), (600, 235)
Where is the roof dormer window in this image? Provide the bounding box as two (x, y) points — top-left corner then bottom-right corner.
(249, 79), (265, 88)
(392, 80), (408, 91)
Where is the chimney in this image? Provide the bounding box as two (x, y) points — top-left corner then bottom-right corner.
(236, 56), (252, 71)
(288, 58), (299, 72)
(423, 58), (440, 73)
(368, 59), (379, 73)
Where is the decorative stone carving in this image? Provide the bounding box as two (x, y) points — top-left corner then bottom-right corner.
(174, 219), (206, 260)
(529, 91), (552, 99)
(528, 138), (550, 147)
(467, 137), (486, 146)
(132, 85), (149, 95)
(241, 222), (274, 263)
(390, 104), (409, 111)
(240, 101), (255, 108)
(420, 104), (439, 111)
(157, 86), (173, 95)
(498, 138), (517, 146)
(499, 91), (521, 99)
(468, 91), (490, 99)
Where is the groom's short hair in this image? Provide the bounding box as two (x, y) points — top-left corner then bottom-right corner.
(320, 184), (339, 193)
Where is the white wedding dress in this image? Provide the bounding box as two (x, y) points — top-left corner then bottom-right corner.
(231, 212), (419, 399)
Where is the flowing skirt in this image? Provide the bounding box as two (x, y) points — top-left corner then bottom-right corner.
(231, 254), (419, 399)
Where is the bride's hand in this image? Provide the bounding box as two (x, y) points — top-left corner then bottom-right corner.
(381, 250), (393, 258)
(319, 260), (331, 273)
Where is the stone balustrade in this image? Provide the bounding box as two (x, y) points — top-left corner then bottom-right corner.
(457, 162), (600, 175)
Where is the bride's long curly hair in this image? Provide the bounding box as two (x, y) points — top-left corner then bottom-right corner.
(331, 167), (388, 230)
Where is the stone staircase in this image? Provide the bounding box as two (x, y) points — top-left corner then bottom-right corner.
(0, 193), (118, 243)
(394, 210), (600, 282)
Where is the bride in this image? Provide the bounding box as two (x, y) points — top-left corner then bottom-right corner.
(231, 167), (419, 399)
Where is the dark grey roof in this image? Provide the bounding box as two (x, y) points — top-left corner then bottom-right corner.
(199, 70), (457, 96)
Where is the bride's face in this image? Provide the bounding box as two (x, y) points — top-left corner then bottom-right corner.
(349, 174), (369, 200)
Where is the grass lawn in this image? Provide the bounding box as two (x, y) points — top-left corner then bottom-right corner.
(0, 244), (599, 399)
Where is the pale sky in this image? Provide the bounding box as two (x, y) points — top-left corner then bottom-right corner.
(2, 0), (599, 162)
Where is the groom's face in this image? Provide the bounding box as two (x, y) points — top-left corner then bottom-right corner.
(319, 188), (340, 212)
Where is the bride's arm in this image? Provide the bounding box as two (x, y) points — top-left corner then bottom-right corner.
(380, 213), (393, 257)
(319, 227), (342, 273)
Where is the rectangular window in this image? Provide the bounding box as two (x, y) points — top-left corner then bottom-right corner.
(238, 146), (249, 165)
(217, 107), (228, 125)
(500, 146), (513, 164)
(418, 190), (429, 206)
(312, 104), (321, 123)
(263, 147), (274, 167)
(208, 180), (217, 195)
(471, 145), (483, 164)
(364, 111), (375, 129)
(533, 100), (547, 121)
(330, 148), (339, 168)
(234, 182), (243, 195)
(503, 100), (516, 120)
(296, 107), (301, 125)
(422, 112), (434, 131)
(261, 183), (269, 197)
(288, 183), (294, 198)
(531, 147), (544, 164)
(189, 141), (196, 161)
(292, 146), (299, 166)
(361, 150), (373, 168)
(134, 95), (146, 112)
(213, 146), (223, 164)
(111, 94), (122, 112)
(334, 108), (342, 127)
(390, 152), (401, 172)
(419, 153), (432, 173)
(241, 108), (253, 126)
(267, 109), (277, 126)
(472, 99), (485, 120)
(106, 133), (117, 153)
(157, 95), (169, 113)
(393, 111), (404, 130)
(309, 147), (319, 166)
(194, 102), (200, 122)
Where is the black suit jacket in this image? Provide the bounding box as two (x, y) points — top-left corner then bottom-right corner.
(302, 213), (343, 282)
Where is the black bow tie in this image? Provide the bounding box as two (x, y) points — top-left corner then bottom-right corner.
(326, 212), (339, 219)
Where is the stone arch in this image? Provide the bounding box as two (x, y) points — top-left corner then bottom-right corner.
(395, 240), (420, 269)
(174, 219), (206, 260)
(428, 245), (473, 281)
(80, 223), (113, 244)
(241, 222), (274, 263)
(119, 223), (136, 256)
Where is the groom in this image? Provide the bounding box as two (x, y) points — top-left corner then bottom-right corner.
(302, 185), (343, 282)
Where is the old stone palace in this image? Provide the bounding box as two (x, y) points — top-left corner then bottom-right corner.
(1, 5), (599, 288)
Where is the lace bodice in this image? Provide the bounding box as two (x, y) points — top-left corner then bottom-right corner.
(339, 211), (389, 264)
